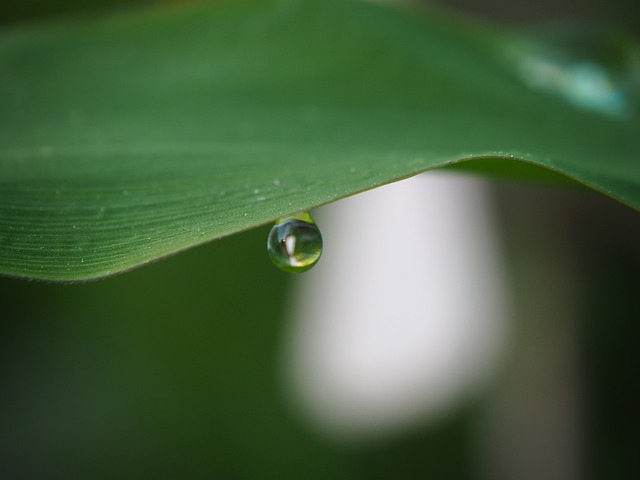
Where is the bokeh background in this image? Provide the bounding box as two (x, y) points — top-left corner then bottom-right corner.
(1, 1), (639, 479)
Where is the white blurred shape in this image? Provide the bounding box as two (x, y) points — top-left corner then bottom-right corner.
(283, 172), (509, 441)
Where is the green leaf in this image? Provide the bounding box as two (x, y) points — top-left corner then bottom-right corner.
(1, 0), (639, 281)
(0, 0), (159, 26)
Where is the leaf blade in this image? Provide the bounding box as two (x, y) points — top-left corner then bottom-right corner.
(1, 0), (639, 280)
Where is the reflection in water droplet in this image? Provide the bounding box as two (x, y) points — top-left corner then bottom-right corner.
(268, 211), (322, 273)
(508, 29), (639, 119)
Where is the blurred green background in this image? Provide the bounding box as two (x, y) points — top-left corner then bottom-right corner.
(1, 1), (640, 479)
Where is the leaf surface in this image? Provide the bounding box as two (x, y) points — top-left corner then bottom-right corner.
(1, 0), (639, 280)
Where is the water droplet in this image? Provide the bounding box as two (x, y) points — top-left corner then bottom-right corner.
(267, 211), (322, 273)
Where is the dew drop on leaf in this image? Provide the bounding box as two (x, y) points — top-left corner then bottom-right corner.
(267, 211), (322, 273)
